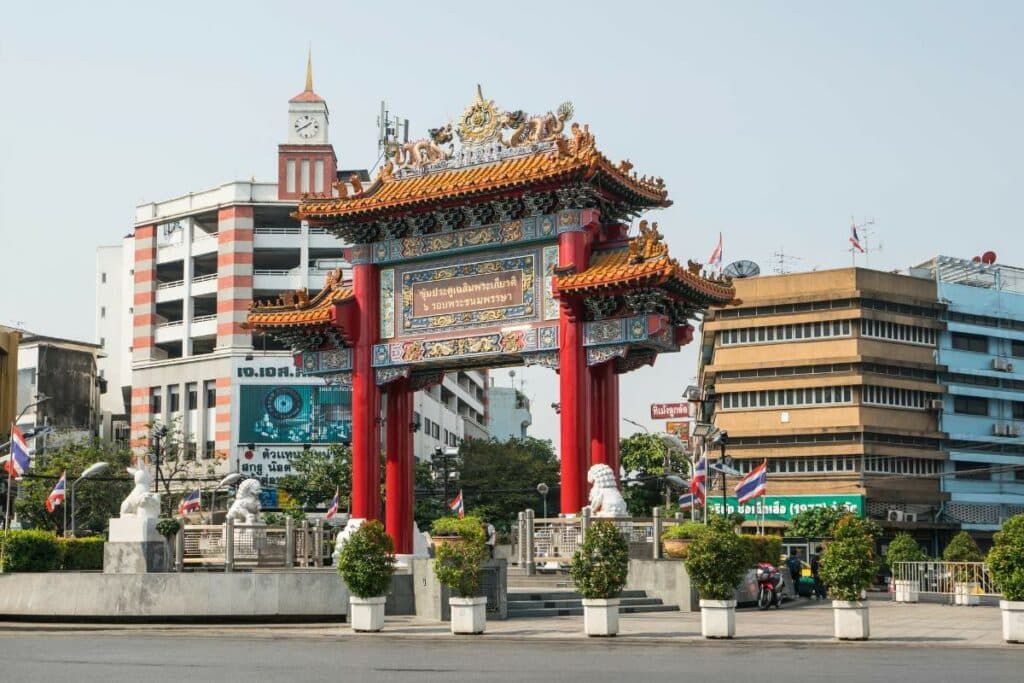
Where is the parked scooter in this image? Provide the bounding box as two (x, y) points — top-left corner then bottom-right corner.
(756, 562), (784, 609)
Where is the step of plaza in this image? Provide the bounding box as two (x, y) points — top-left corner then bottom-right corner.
(507, 589), (678, 618)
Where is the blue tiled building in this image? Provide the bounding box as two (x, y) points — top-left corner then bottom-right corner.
(912, 256), (1024, 533)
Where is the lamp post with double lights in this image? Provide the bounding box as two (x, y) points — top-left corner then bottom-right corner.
(70, 461), (109, 537)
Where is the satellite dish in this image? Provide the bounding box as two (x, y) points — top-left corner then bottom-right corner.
(723, 260), (761, 278)
(981, 251), (997, 265)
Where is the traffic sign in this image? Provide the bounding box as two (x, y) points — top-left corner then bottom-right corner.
(650, 402), (691, 419)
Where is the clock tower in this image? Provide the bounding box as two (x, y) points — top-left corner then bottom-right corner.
(278, 52), (337, 200)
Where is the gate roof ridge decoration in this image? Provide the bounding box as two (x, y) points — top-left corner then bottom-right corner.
(557, 220), (735, 306)
(245, 268), (354, 339)
(295, 86), (671, 238)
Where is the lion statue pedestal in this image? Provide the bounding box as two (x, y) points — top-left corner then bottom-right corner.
(104, 466), (168, 573)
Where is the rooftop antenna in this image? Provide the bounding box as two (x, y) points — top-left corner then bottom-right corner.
(377, 100), (408, 155)
(771, 249), (803, 275)
(849, 216), (880, 267)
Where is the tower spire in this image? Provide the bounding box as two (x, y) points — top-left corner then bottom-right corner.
(305, 47), (314, 92)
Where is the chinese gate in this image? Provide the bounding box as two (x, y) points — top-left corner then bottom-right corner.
(248, 87), (734, 553)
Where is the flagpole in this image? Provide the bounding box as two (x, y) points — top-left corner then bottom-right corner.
(1, 423), (15, 572)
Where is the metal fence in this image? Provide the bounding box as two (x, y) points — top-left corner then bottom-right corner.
(513, 507), (667, 572)
(179, 519), (334, 571)
(892, 561), (999, 597)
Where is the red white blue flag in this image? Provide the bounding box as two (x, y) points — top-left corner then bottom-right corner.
(677, 493), (695, 511)
(449, 490), (465, 519)
(4, 425), (31, 480)
(46, 471), (66, 512)
(734, 460), (768, 505)
(325, 488), (339, 520)
(178, 487), (201, 515)
(691, 456), (707, 504)
(708, 233), (723, 272)
(849, 222), (865, 253)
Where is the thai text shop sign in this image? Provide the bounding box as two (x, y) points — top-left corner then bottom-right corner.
(651, 402), (691, 419)
(704, 495), (864, 522)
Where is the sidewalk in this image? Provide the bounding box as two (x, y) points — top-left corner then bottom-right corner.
(0, 599), (1011, 649)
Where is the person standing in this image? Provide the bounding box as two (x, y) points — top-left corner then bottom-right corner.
(785, 551), (803, 588)
(483, 521), (497, 559)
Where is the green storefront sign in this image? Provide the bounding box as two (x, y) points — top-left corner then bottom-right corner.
(703, 495), (863, 522)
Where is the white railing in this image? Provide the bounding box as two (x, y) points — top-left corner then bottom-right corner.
(892, 561), (999, 596)
(180, 521), (333, 570)
(156, 280), (184, 290)
(192, 273), (218, 284)
(515, 508), (665, 571)
(254, 269), (295, 276)
(193, 314), (217, 323)
(158, 320), (183, 328)
(255, 226), (301, 235)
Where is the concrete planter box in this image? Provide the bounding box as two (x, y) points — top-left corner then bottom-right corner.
(1000, 600), (1024, 644)
(833, 600), (870, 640)
(582, 598), (620, 637)
(699, 599), (736, 639)
(893, 579), (919, 603)
(662, 538), (692, 559)
(954, 582), (981, 606)
(349, 596), (386, 632)
(450, 596), (487, 635)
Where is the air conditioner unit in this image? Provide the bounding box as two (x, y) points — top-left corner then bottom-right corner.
(993, 423), (1008, 436)
(1008, 424), (1021, 438)
(930, 399), (945, 411)
(993, 357), (1011, 372)
(887, 509), (905, 522)
(903, 512), (918, 523)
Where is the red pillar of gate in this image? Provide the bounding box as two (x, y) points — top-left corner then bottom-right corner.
(351, 261), (381, 522)
(558, 227), (591, 515)
(385, 377), (414, 554)
(590, 362), (611, 468)
(607, 369), (621, 478)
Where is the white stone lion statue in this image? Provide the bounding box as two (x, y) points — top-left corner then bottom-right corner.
(332, 517), (364, 566)
(587, 463), (629, 518)
(119, 465), (161, 519)
(225, 478), (262, 524)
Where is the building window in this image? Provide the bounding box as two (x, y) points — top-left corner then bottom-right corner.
(286, 160), (296, 193)
(204, 440), (216, 460)
(186, 383), (198, 411)
(99, 337), (105, 348)
(100, 306), (106, 318)
(315, 160), (324, 193)
(432, 423), (440, 439)
(1013, 340), (1024, 359)
(101, 272), (107, 283)
(861, 319), (936, 346)
(204, 380), (216, 409)
(423, 417), (432, 436)
(952, 332), (988, 353)
(720, 320), (852, 347)
(168, 386), (180, 413)
(862, 385), (934, 410)
(301, 160), (311, 193)
(150, 391), (162, 415)
(443, 429), (450, 445)
(953, 396), (988, 416)
(954, 461), (991, 480)
(1013, 402), (1024, 420)
(721, 385), (852, 410)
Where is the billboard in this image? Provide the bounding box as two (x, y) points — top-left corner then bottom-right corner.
(703, 495), (864, 522)
(651, 402), (691, 419)
(238, 384), (351, 445)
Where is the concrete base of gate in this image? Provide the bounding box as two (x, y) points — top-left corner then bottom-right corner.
(625, 559), (699, 612)
(0, 570), (417, 622)
(412, 558), (508, 621)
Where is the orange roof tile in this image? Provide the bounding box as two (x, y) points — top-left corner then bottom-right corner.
(246, 270), (353, 331)
(297, 130), (669, 222)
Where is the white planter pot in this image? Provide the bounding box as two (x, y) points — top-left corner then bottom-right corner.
(450, 596), (487, 635)
(582, 598), (620, 637)
(954, 582), (981, 606)
(1000, 600), (1024, 644)
(832, 600), (870, 640)
(349, 596), (386, 632)
(699, 599), (736, 639)
(894, 579), (919, 603)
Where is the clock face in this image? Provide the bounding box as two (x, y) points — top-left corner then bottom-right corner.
(293, 114), (319, 139)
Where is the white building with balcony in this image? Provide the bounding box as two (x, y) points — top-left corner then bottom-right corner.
(96, 59), (489, 484)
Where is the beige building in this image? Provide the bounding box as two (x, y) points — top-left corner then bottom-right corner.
(698, 268), (951, 533)
(0, 326), (19, 439)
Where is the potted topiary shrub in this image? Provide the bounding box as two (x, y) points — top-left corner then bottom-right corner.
(986, 513), (1024, 643)
(943, 531), (983, 606)
(886, 532), (927, 603)
(569, 520), (630, 636)
(683, 516), (752, 638)
(819, 515), (877, 640)
(336, 520), (396, 632)
(433, 521), (488, 635)
(661, 521), (704, 559)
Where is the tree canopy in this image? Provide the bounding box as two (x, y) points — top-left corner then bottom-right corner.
(276, 443), (352, 511)
(619, 431), (688, 516)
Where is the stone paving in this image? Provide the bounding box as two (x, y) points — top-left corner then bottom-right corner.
(0, 597), (1012, 649)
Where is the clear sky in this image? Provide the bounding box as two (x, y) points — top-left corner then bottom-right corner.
(1, 1), (1021, 445)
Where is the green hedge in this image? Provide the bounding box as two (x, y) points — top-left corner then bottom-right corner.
(0, 530), (62, 572)
(60, 537), (105, 570)
(740, 535), (783, 565)
(0, 531), (106, 571)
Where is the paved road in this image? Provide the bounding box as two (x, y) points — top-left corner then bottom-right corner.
(0, 632), (1019, 683)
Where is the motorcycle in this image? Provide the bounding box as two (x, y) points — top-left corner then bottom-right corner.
(755, 562), (784, 610)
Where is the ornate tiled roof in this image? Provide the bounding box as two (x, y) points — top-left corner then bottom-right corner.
(557, 221), (735, 305)
(296, 88), (670, 223)
(246, 269), (353, 330)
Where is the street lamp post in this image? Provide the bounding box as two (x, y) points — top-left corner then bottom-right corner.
(151, 424), (169, 498)
(70, 462), (109, 538)
(537, 482), (549, 518)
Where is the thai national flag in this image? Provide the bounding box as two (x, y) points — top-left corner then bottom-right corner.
(449, 490), (465, 519)
(849, 223), (865, 253)
(708, 233), (723, 272)
(4, 426), (31, 480)
(46, 471), (67, 512)
(691, 457), (707, 504)
(178, 488), (201, 515)
(677, 493), (695, 511)
(325, 488), (339, 520)
(734, 460), (768, 505)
